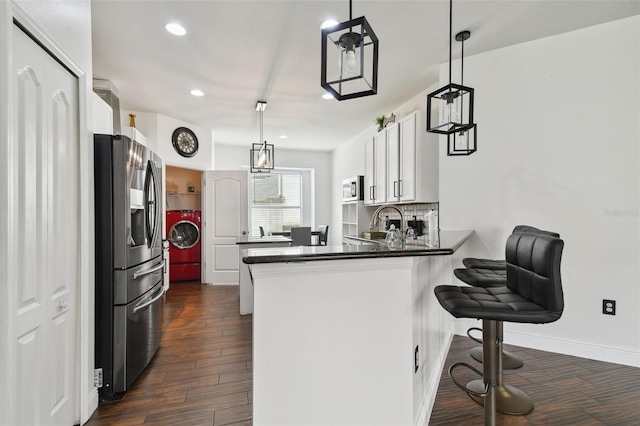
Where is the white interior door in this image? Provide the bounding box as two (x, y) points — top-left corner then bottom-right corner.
(4, 24), (79, 425)
(202, 170), (248, 285)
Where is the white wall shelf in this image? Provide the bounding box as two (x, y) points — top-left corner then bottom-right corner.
(342, 201), (373, 241)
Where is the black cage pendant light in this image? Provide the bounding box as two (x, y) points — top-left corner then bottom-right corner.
(447, 31), (477, 156)
(250, 101), (274, 173)
(321, 0), (379, 101)
(427, 0), (475, 135)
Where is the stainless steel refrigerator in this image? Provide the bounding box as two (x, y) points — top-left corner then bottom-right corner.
(94, 134), (165, 399)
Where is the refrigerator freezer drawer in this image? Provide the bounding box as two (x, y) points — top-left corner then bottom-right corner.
(113, 256), (164, 305)
(111, 282), (164, 395)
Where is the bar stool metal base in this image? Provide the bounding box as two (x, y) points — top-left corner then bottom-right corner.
(466, 379), (534, 415)
(470, 346), (524, 369)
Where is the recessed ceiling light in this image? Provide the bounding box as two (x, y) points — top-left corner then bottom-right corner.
(322, 93), (334, 100)
(165, 23), (186, 36)
(279, 135), (288, 139)
(190, 89), (204, 97)
(321, 19), (339, 29)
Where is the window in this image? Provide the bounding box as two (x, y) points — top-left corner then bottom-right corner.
(250, 171), (304, 236)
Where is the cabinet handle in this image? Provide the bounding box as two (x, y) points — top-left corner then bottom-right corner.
(398, 179), (402, 197)
(393, 181), (398, 197)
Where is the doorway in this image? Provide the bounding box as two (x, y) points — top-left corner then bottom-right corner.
(165, 166), (203, 283)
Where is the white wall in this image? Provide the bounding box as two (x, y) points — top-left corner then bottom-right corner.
(215, 144), (332, 233)
(442, 16), (640, 366)
(121, 110), (215, 170)
(0, 0), (97, 422)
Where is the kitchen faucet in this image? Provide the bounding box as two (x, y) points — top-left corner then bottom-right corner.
(369, 205), (405, 235)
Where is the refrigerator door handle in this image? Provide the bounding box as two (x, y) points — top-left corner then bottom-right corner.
(150, 160), (162, 248)
(132, 260), (165, 280)
(132, 285), (165, 314)
(144, 159), (162, 249)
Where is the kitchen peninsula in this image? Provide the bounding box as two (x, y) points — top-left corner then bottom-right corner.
(244, 230), (473, 425)
(236, 235), (291, 315)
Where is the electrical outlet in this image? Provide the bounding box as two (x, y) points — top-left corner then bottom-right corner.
(414, 345), (419, 373)
(602, 299), (616, 315)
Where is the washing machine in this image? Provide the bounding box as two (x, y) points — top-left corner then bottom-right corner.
(167, 210), (201, 282)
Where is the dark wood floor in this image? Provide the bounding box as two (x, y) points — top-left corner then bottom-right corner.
(430, 335), (640, 425)
(87, 283), (640, 425)
(86, 283), (252, 426)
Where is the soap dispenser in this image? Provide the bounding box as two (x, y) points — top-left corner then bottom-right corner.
(385, 224), (402, 250)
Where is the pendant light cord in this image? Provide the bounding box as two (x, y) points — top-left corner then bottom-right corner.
(448, 0), (452, 86)
(461, 36), (464, 85)
(460, 37), (465, 135)
(260, 108), (264, 145)
(349, 0), (353, 21)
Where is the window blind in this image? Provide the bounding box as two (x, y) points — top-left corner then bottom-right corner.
(250, 172), (302, 236)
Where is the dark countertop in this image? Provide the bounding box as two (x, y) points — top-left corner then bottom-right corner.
(242, 230), (473, 264)
(236, 235), (292, 245)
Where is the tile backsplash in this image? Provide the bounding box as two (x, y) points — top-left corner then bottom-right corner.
(376, 202), (439, 247)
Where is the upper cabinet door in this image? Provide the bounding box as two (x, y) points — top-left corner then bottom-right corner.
(364, 138), (375, 206)
(364, 132), (387, 206)
(413, 110), (439, 203)
(374, 130), (387, 204)
(386, 113), (417, 203)
(399, 112), (417, 202)
(386, 123), (400, 203)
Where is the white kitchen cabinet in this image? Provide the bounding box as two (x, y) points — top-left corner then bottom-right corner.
(341, 201), (372, 240)
(364, 130), (388, 205)
(92, 91), (113, 134)
(374, 131), (388, 203)
(364, 139), (375, 206)
(399, 113), (418, 202)
(386, 121), (401, 201)
(383, 110), (439, 204)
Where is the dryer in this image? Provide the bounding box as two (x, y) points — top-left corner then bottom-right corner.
(167, 210), (201, 281)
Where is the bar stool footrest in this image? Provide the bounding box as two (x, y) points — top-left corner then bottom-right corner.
(467, 327), (483, 344)
(448, 362), (490, 398)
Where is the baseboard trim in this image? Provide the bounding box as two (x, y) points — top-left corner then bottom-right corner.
(81, 388), (99, 425)
(453, 319), (640, 368)
(414, 332), (454, 425)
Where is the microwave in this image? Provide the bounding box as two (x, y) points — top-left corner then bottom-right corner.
(342, 176), (364, 202)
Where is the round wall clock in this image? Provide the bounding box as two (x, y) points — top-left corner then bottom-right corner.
(171, 127), (199, 157)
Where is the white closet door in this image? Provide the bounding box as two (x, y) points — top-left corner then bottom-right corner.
(8, 24), (79, 425)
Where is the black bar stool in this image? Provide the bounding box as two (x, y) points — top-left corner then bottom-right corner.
(458, 226), (560, 370)
(462, 258), (506, 270)
(435, 231), (564, 425)
(453, 267), (524, 369)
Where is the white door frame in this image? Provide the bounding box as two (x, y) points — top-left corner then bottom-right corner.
(0, 3), (93, 423)
(202, 170), (249, 285)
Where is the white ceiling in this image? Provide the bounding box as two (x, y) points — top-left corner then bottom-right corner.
(91, 0), (639, 152)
